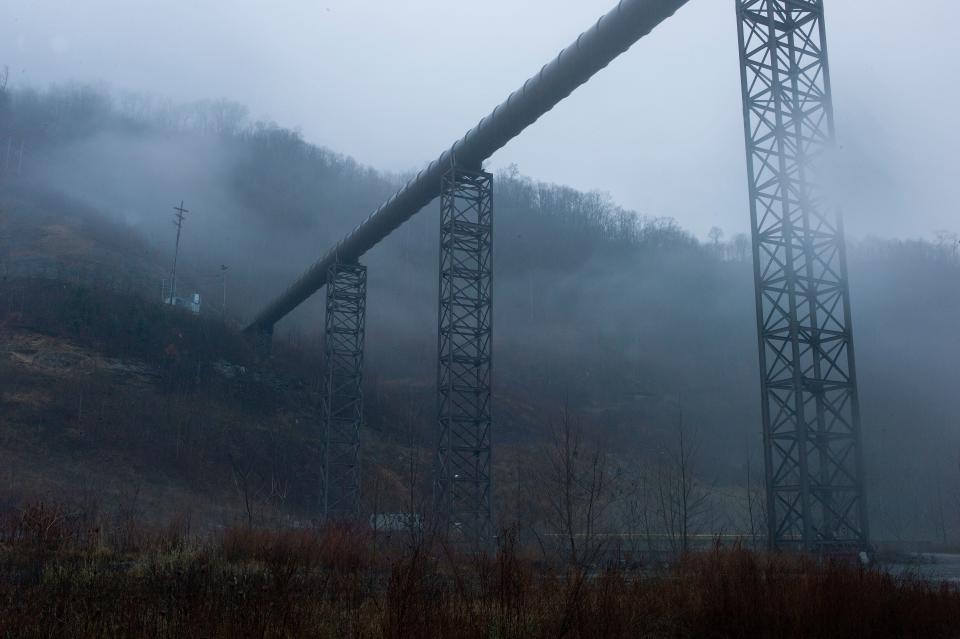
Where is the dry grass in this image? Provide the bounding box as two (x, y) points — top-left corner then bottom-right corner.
(0, 503), (957, 638)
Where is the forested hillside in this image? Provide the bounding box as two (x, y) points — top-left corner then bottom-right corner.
(1, 83), (958, 542)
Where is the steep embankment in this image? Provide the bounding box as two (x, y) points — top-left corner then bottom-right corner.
(0, 193), (553, 527)
(0, 277), (316, 526)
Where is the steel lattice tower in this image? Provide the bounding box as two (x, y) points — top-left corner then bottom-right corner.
(321, 260), (367, 520)
(436, 166), (493, 549)
(736, 0), (869, 551)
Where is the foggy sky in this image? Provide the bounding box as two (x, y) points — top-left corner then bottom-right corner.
(2, 0), (957, 240)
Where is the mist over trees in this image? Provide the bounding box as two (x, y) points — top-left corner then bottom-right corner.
(1, 82), (958, 543)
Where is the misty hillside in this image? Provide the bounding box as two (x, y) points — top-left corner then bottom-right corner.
(1, 84), (959, 541)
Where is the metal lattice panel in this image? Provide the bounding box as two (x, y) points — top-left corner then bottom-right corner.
(736, 0), (869, 551)
(436, 167), (493, 549)
(321, 260), (366, 520)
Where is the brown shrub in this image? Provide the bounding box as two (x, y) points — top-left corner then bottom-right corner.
(0, 513), (958, 638)
(220, 521), (370, 575)
(0, 499), (99, 552)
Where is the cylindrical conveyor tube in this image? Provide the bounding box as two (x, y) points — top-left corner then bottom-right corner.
(246, 0), (690, 333)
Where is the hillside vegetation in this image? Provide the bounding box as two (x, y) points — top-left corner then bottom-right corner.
(0, 83), (959, 543)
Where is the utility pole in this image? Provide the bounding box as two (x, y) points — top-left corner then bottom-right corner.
(169, 201), (188, 304)
(220, 264), (228, 320)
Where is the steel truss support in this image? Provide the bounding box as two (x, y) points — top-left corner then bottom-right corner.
(253, 326), (273, 360)
(736, 0), (869, 551)
(436, 166), (493, 549)
(321, 259), (367, 520)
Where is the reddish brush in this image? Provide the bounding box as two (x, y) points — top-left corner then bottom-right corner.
(0, 510), (957, 637)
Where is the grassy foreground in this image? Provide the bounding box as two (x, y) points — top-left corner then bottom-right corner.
(0, 504), (958, 638)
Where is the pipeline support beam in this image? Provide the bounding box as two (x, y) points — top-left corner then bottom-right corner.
(436, 167), (493, 549)
(735, 0), (869, 552)
(321, 260), (367, 520)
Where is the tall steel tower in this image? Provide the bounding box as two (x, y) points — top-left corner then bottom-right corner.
(735, 0), (869, 551)
(435, 165), (494, 549)
(320, 259), (367, 520)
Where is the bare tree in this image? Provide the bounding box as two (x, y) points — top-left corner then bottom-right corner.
(743, 438), (767, 548)
(654, 400), (708, 556)
(933, 425), (950, 545)
(732, 232), (751, 263)
(616, 466), (657, 561)
(522, 407), (621, 639)
(954, 451), (960, 542)
(228, 450), (263, 529)
(708, 226), (725, 248)
(933, 230), (959, 262)
(268, 423), (291, 513)
(539, 407), (618, 569)
(397, 392), (427, 549)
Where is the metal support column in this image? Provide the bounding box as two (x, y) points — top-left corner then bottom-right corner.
(321, 259), (367, 520)
(736, 0), (869, 552)
(254, 326), (274, 360)
(436, 166), (493, 549)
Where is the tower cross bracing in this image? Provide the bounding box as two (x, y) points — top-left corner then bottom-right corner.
(321, 260), (367, 520)
(735, 0), (869, 551)
(435, 166), (494, 549)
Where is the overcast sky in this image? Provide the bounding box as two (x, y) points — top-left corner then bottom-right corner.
(2, 0), (958, 240)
